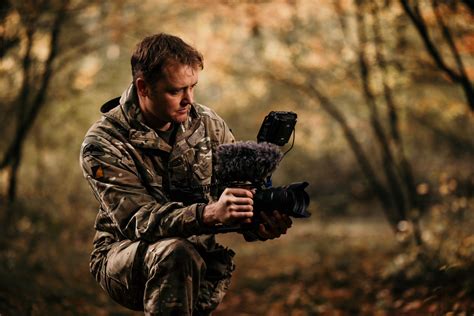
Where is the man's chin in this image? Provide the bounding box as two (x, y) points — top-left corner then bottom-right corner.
(173, 112), (189, 124)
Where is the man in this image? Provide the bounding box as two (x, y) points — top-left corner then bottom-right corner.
(80, 33), (292, 315)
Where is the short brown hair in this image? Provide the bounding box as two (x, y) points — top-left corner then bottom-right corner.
(131, 33), (203, 85)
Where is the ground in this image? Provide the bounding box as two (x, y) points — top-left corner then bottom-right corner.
(213, 217), (474, 315)
(0, 216), (473, 315)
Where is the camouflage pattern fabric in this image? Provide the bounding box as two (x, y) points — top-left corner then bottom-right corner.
(80, 84), (236, 315)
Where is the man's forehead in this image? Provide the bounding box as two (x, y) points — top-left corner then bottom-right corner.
(159, 62), (199, 87)
(163, 62), (199, 77)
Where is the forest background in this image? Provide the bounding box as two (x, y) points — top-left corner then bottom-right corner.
(0, 0), (473, 314)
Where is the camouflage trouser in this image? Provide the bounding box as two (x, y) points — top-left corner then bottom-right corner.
(97, 238), (235, 316)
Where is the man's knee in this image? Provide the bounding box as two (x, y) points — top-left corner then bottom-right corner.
(144, 238), (206, 275)
(99, 240), (143, 310)
(142, 238), (206, 313)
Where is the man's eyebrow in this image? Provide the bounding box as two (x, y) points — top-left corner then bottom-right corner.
(170, 81), (198, 90)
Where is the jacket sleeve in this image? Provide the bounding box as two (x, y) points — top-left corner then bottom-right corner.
(80, 134), (207, 243)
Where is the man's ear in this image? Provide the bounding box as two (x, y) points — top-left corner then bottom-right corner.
(135, 78), (149, 98)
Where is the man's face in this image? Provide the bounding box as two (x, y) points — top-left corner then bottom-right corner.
(138, 62), (199, 130)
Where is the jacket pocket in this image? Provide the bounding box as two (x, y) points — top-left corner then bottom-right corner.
(168, 156), (190, 187)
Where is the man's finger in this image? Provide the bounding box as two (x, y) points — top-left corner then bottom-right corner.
(272, 211), (288, 233)
(232, 197), (254, 206)
(281, 214), (293, 228)
(257, 223), (273, 240)
(230, 204), (253, 213)
(260, 212), (280, 237)
(231, 211), (254, 219)
(225, 188), (253, 198)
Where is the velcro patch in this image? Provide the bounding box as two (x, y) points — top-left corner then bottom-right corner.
(91, 165), (104, 179)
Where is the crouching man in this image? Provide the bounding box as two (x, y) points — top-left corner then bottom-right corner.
(80, 33), (292, 315)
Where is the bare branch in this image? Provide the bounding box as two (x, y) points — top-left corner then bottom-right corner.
(399, 0), (474, 110)
(399, 0), (460, 81)
(431, 0), (474, 110)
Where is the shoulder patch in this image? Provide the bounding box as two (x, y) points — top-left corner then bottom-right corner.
(91, 165), (104, 179)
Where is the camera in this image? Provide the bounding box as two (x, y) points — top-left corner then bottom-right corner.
(209, 111), (310, 234)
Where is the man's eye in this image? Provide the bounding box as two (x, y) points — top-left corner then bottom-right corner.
(169, 90), (180, 95)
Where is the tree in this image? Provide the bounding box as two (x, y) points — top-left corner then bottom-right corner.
(0, 1), (69, 210)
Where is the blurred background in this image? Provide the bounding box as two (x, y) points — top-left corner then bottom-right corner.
(0, 0), (473, 314)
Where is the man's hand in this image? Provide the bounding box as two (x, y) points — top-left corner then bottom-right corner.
(203, 188), (254, 226)
(256, 211), (293, 240)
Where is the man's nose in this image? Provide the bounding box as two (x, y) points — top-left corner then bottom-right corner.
(182, 88), (193, 105)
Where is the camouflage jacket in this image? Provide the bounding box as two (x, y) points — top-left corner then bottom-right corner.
(80, 84), (235, 278)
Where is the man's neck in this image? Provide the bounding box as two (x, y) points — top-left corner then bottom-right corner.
(151, 120), (173, 132)
(157, 121), (175, 133)
(156, 122), (178, 145)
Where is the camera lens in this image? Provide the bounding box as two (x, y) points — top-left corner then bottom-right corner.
(254, 182), (310, 218)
